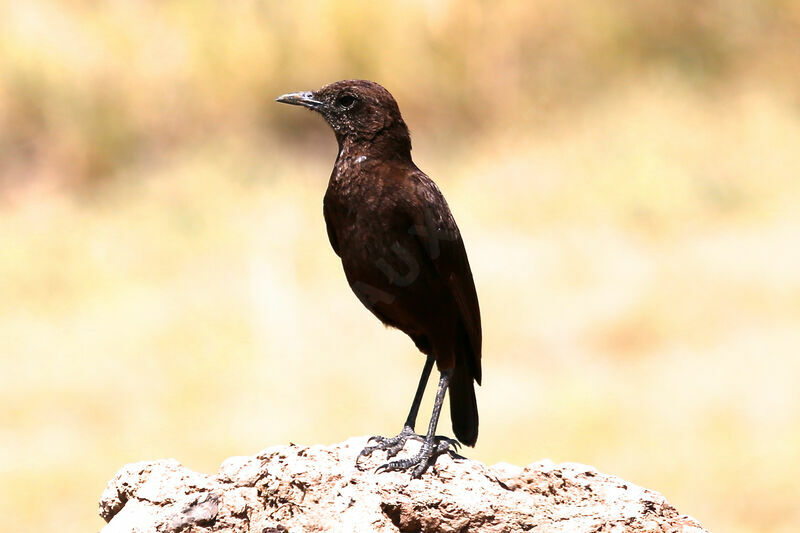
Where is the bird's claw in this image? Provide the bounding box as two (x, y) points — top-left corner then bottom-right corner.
(355, 427), (424, 467)
(439, 436), (461, 452)
(372, 436), (461, 478)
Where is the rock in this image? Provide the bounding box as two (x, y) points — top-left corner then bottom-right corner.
(99, 436), (707, 533)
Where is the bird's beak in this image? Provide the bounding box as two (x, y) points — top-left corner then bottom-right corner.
(275, 91), (324, 110)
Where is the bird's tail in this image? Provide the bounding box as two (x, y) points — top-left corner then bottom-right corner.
(449, 362), (479, 446)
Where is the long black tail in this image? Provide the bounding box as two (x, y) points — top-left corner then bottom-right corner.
(449, 362), (479, 446)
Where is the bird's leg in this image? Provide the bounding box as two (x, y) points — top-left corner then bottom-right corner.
(356, 356), (434, 465)
(375, 368), (460, 478)
(401, 355), (435, 431)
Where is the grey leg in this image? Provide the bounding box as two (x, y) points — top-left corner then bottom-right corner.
(404, 355), (435, 430)
(356, 356), (434, 465)
(375, 368), (460, 478)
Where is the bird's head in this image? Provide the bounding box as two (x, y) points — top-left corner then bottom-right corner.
(276, 80), (411, 155)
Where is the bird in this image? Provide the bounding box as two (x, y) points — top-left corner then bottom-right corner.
(275, 80), (481, 478)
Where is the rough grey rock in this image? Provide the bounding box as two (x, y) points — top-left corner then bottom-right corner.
(99, 436), (707, 533)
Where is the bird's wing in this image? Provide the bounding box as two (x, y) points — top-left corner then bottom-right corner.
(408, 172), (482, 383)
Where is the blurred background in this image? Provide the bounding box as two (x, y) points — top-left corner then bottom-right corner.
(1, 1), (799, 532)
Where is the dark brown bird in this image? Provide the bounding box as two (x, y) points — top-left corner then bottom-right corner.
(276, 80), (481, 477)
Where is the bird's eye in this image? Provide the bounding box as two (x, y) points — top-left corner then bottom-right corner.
(336, 94), (356, 108)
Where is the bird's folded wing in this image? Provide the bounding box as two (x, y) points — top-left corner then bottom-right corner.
(408, 175), (482, 382)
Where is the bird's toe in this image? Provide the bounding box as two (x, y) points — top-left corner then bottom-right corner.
(356, 427), (424, 467)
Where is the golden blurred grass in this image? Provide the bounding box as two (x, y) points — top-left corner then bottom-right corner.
(2, 2), (800, 533)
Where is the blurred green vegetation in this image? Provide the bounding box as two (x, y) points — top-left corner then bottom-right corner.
(2, 1), (800, 533)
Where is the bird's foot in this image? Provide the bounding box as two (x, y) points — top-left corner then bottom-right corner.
(375, 436), (461, 478)
(355, 426), (423, 467)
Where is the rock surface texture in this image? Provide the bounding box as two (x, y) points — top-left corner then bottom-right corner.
(99, 437), (707, 533)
